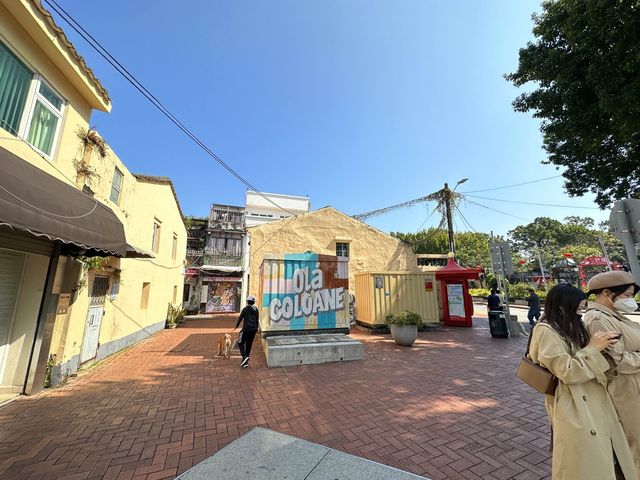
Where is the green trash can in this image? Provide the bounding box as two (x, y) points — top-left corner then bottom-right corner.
(488, 310), (508, 338)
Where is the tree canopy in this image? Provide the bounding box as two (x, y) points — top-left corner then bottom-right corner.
(506, 0), (640, 208)
(394, 216), (626, 273)
(392, 228), (491, 268)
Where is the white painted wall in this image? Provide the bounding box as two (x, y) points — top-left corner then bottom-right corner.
(245, 191), (310, 227)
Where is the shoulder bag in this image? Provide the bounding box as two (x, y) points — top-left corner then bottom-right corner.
(516, 325), (558, 395)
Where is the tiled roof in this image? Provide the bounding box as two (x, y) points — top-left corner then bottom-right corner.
(30, 0), (111, 105)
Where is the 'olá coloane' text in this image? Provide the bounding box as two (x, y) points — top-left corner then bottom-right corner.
(269, 266), (345, 322)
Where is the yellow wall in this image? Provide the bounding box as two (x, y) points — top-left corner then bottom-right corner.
(248, 207), (421, 299)
(354, 272), (439, 326)
(0, 0), (186, 379)
(0, 1), (98, 187)
(52, 180), (186, 367)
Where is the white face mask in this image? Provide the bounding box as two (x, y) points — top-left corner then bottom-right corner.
(614, 298), (638, 313)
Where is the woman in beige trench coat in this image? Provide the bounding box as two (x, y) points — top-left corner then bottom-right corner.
(584, 271), (640, 474)
(529, 284), (637, 480)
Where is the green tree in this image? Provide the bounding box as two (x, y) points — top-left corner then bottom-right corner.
(392, 229), (490, 268)
(508, 216), (627, 268)
(506, 0), (640, 208)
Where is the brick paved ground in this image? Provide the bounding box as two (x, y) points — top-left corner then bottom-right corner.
(0, 315), (551, 480)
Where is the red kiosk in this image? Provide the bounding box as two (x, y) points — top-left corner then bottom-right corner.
(436, 258), (479, 327)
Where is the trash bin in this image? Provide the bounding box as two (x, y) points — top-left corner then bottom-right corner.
(488, 310), (508, 338)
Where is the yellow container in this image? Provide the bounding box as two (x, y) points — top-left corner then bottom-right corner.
(354, 272), (439, 326)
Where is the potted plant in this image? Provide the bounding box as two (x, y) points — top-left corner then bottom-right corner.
(166, 303), (186, 329)
(385, 311), (423, 346)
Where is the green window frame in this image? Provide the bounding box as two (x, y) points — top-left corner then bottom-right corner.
(0, 41), (33, 135)
(0, 40), (65, 157)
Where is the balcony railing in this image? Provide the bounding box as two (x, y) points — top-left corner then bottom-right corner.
(186, 248), (204, 257)
(203, 254), (243, 268)
(208, 206), (245, 230)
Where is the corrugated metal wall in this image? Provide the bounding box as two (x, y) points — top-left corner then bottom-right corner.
(355, 272), (438, 326)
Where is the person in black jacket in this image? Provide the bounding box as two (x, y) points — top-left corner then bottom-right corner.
(487, 289), (502, 311)
(234, 295), (259, 368)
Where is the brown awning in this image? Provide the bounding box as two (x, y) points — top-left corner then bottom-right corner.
(125, 243), (155, 258)
(0, 146), (127, 257)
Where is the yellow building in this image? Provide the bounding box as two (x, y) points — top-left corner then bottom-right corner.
(246, 206), (423, 301)
(0, 0), (186, 399)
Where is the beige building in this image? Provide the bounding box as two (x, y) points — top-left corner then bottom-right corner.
(246, 207), (423, 300)
(0, 0), (185, 398)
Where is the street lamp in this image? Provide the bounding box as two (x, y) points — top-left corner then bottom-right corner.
(453, 178), (468, 192)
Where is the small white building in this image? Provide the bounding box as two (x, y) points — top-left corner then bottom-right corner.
(244, 191), (310, 227)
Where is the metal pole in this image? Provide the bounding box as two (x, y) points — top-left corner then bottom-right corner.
(498, 242), (514, 336)
(444, 183), (456, 258)
(598, 235), (613, 271)
(535, 241), (547, 287)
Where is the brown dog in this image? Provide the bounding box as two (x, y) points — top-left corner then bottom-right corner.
(216, 333), (232, 359)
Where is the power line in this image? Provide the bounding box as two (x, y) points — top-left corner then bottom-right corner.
(0, 184), (98, 219)
(43, 0), (296, 217)
(461, 175), (562, 194)
(455, 206), (478, 233)
(416, 204), (439, 232)
(466, 194), (600, 210)
(465, 199), (530, 221)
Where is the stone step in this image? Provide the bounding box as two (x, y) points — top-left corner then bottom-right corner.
(262, 333), (364, 368)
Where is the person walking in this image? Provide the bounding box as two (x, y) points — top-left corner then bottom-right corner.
(527, 288), (541, 326)
(234, 295), (259, 368)
(487, 288), (502, 311)
(528, 284), (636, 480)
(584, 271), (640, 474)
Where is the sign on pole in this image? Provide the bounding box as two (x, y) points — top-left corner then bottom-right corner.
(490, 240), (514, 276)
(609, 199), (640, 284)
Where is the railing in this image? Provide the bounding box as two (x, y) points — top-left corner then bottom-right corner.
(208, 206), (245, 230)
(203, 254), (243, 267)
(186, 248), (203, 257)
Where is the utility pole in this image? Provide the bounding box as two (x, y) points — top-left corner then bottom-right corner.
(535, 241), (547, 288)
(444, 183), (455, 258)
(598, 235), (613, 271)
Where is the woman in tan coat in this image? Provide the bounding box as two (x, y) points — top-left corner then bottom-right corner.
(529, 284), (637, 479)
(584, 271), (640, 474)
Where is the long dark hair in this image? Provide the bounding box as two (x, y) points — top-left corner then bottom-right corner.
(541, 284), (589, 348)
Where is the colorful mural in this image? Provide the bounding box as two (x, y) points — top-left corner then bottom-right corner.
(258, 253), (350, 332)
(205, 280), (239, 313)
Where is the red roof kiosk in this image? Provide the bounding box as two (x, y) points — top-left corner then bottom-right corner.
(436, 259), (479, 327)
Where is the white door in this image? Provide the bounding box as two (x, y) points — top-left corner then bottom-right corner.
(0, 250), (25, 381)
(80, 276), (109, 364)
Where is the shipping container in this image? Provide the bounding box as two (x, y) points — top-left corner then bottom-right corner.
(258, 252), (350, 334)
(354, 272), (439, 326)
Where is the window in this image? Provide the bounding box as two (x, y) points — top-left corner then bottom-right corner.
(173, 285), (178, 304)
(336, 242), (350, 258)
(110, 168), (124, 204)
(141, 282), (150, 309)
(0, 41), (65, 157)
(172, 233), (178, 260)
(0, 42), (32, 134)
(26, 81), (64, 155)
(152, 220), (161, 253)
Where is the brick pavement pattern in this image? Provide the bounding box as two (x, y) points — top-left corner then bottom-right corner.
(0, 316), (551, 480)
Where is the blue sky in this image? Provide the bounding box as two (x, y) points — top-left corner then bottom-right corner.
(50, 0), (608, 236)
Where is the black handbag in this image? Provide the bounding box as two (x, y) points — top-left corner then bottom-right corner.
(516, 325), (558, 395)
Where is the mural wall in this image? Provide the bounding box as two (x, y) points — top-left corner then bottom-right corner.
(258, 253), (349, 332)
(205, 278), (240, 313)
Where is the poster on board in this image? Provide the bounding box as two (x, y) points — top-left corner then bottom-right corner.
(446, 284), (466, 317)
